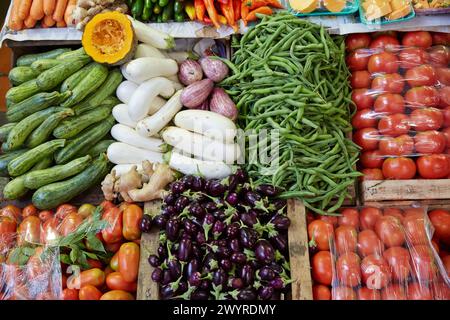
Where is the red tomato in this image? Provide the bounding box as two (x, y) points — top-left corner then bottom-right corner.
(432, 32), (450, 46)
(62, 288), (79, 300)
(403, 215), (428, 245)
(409, 108), (444, 131)
(381, 284), (407, 300)
(417, 154), (450, 179)
(383, 208), (405, 223)
(438, 87), (450, 108)
(442, 255), (450, 278)
(374, 93), (405, 114)
(361, 168), (384, 181)
(378, 113), (410, 136)
(353, 127), (380, 151)
(307, 220), (334, 251)
(100, 290), (134, 300)
(360, 150), (385, 168)
(22, 204), (38, 218)
(403, 208), (424, 219)
(368, 52), (399, 74)
(382, 157), (416, 179)
(336, 252), (361, 287)
(317, 215), (338, 228)
(428, 209), (450, 245)
(67, 268), (106, 289)
(102, 207), (123, 244)
(383, 247), (411, 282)
(118, 242), (140, 283)
(346, 49), (370, 71)
(17, 216), (41, 246)
(433, 282), (450, 300)
(350, 70), (371, 89)
(1, 205), (22, 223)
(55, 204), (77, 220)
(436, 67), (450, 86)
(357, 287), (381, 300)
(357, 229), (384, 257)
(311, 251), (333, 286)
(375, 215), (405, 247)
(332, 287), (357, 300)
(106, 272), (137, 292)
(335, 225), (358, 255)
(402, 31), (433, 48)
(379, 135), (414, 156)
(40, 217), (60, 245)
(312, 284), (331, 300)
(414, 130), (446, 154)
(38, 210), (53, 223)
(351, 88), (375, 110)
(122, 204), (143, 241)
(405, 65), (437, 87)
(428, 45), (450, 67)
(352, 109), (378, 129)
(110, 251), (119, 271)
(346, 34), (372, 51)
(105, 241), (123, 253)
(338, 208), (360, 228)
(404, 86), (440, 108)
(398, 48), (429, 69)
(100, 200), (116, 212)
(371, 73), (404, 94)
(79, 285), (102, 300)
(360, 207), (383, 230)
(443, 107), (450, 127)
(361, 254), (392, 289)
(410, 245), (438, 281)
(370, 35), (400, 51)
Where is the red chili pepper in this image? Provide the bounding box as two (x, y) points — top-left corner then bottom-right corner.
(203, 0), (221, 29)
(233, 0), (241, 21)
(194, 0), (206, 21)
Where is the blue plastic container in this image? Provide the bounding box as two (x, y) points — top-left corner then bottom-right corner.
(282, 0), (360, 17)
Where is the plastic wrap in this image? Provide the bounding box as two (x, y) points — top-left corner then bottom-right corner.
(346, 32), (450, 181)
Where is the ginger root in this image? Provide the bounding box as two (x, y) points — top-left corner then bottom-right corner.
(101, 170), (118, 201)
(118, 165), (142, 202)
(128, 163), (175, 202)
(73, 0), (129, 30)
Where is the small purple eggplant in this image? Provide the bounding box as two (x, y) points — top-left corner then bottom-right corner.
(207, 179), (226, 197)
(186, 259), (199, 278)
(157, 244), (167, 258)
(258, 266), (276, 281)
(202, 201), (217, 213)
(168, 259), (181, 279)
(175, 196), (190, 212)
(200, 280), (210, 290)
(188, 272), (202, 287)
(229, 277), (244, 289)
(191, 176), (205, 191)
(270, 234), (288, 253)
(170, 181), (185, 194)
(229, 238), (241, 252)
(212, 209), (226, 220)
(191, 290), (209, 300)
(217, 239), (227, 247)
(269, 277), (284, 290)
(202, 213), (215, 241)
(153, 215), (167, 229)
(162, 205), (177, 217)
(256, 184), (280, 197)
(212, 220), (225, 239)
(226, 223), (240, 239)
(244, 191), (262, 207)
(196, 231), (206, 245)
(230, 252), (247, 265)
(254, 239), (275, 264)
(166, 218), (181, 241)
(189, 202), (206, 219)
(212, 269), (228, 287)
(139, 215), (152, 232)
(184, 219), (198, 235)
(220, 259), (232, 271)
(162, 270), (172, 285)
(258, 286), (274, 300)
(225, 192), (239, 206)
(273, 199), (287, 211)
(227, 174), (239, 192)
(178, 238), (192, 262)
(240, 264), (254, 286)
(239, 227), (258, 249)
(151, 268), (163, 282)
(160, 284), (175, 299)
(235, 168), (248, 183)
(164, 193), (178, 205)
(238, 288), (256, 300)
(216, 246), (231, 259)
(148, 255), (160, 267)
(181, 175), (194, 189)
(241, 212), (257, 227)
(270, 215), (291, 230)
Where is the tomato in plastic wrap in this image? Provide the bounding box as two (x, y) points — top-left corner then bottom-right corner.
(371, 73), (405, 94)
(346, 34), (372, 51)
(402, 31), (433, 49)
(312, 284), (331, 300)
(359, 207), (383, 230)
(335, 225), (358, 255)
(336, 252), (361, 287)
(405, 86), (440, 108)
(360, 150), (385, 168)
(338, 208), (360, 229)
(416, 154), (450, 179)
(382, 157), (416, 180)
(308, 220), (334, 251)
(311, 251), (332, 286)
(357, 230), (384, 257)
(414, 131), (446, 154)
(374, 93), (405, 114)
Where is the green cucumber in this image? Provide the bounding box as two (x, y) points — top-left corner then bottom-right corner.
(24, 155), (92, 189)
(36, 57), (91, 91)
(158, 0), (169, 7)
(0, 149), (28, 176)
(174, 0), (183, 13)
(16, 48), (71, 66)
(53, 104), (112, 139)
(32, 154), (109, 209)
(73, 95), (120, 116)
(0, 123), (17, 142)
(8, 67), (39, 86)
(60, 63), (109, 108)
(26, 108), (74, 148)
(6, 91), (71, 122)
(8, 139), (65, 176)
(5, 107), (66, 151)
(60, 62), (97, 93)
(162, 1), (174, 22)
(55, 116), (115, 164)
(55, 48), (87, 60)
(174, 12), (184, 22)
(30, 59), (65, 73)
(6, 79), (40, 104)
(86, 140), (115, 158)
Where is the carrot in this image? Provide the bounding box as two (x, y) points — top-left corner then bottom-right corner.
(246, 5), (272, 21)
(64, 0), (76, 26)
(43, 14), (56, 27)
(52, 0), (67, 22)
(30, 0), (45, 20)
(18, 0), (33, 20)
(241, 0), (249, 25)
(9, 0), (24, 31)
(56, 20), (66, 27)
(43, 0), (56, 16)
(24, 16), (37, 28)
(247, 0), (283, 10)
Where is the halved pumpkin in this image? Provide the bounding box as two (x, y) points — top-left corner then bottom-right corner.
(82, 12), (136, 66)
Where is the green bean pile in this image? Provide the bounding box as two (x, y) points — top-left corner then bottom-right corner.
(220, 12), (361, 215)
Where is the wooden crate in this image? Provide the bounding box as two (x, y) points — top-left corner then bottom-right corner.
(136, 199), (313, 300)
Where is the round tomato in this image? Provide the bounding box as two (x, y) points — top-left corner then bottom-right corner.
(404, 86), (440, 108)
(382, 157), (416, 179)
(432, 32), (450, 46)
(59, 212), (83, 237)
(1, 205), (21, 223)
(55, 204), (77, 220)
(62, 288), (79, 300)
(357, 229), (384, 257)
(361, 254), (392, 289)
(410, 245), (438, 281)
(311, 251), (333, 286)
(351, 88), (375, 110)
(443, 128), (450, 148)
(17, 216), (41, 246)
(38, 210), (53, 223)
(360, 150), (385, 168)
(371, 73), (405, 94)
(381, 284), (407, 300)
(361, 168), (384, 181)
(436, 67), (450, 86)
(428, 45), (450, 67)
(357, 287), (381, 300)
(374, 93), (405, 114)
(410, 108), (443, 131)
(414, 130), (446, 154)
(335, 225), (358, 255)
(403, 215), (428, 245)
(370, 35), (400, 51)
(332, 287), (357, 300)
(405, 65), (437, 87)
(383, 247), (411, 281)
(428, 209), (450, 245)
(338, 208), (360, 228)
(398, 48), (429, 69)
(346, 49), (370, 71)
(368, 52), (399, 74)
(336, 252), (361, 287)
(438, 87), (450, 108)
(346, 34), (372, 51)
(350, 70), (371, 89)
(383, 208), (405, 223)
(312, 284), (331, 300)
(417, 154), (450, 179)
(354, 128), (380, 151)
(375, 215), (405, 247)
(352, 109), (378, 129)
(22, 204), (38, 218)
(402, 31), (433, 48)
(308, 220), (334, 251)
(379, 135), (414, 156)
(79, 285), (102, 300)
(378, 113), (410, 136)
(317, 215), (338, 228)
(360, 207), (383, 230)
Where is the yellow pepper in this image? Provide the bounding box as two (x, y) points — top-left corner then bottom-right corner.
(185, 2), (197, 20)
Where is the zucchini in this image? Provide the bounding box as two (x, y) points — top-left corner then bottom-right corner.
(26, 108), (74, 148)
(86, 140), (115, 158)
(16, 48), (71, 66)
(60, 62), (97, 93)
(0, 149), (28, 176)
(36, 57), (91, 91)
(0, 123), (17, 142)
(55, 116), (115, 164)
(32, 154), (109, 209)
(5, 107), (66, 151)
(24, 155), (92, 189)
(6, 91), (71, 122)
(56, 48), (87, 61)
(6, 79), (40, 104)
(8, 139), (65, 176)
(3, 156), (53, 200)
(30, 59), (65, 73)
(8, 66), (39, 86)
(60, 63), (109, 108)
(73, 96), (120, 116)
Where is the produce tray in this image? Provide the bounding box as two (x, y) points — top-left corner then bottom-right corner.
(415, 7), (450, 15)
(282, 0), (360, 16)
(358, 2), (416, 25)
(136, 199), (314, 300)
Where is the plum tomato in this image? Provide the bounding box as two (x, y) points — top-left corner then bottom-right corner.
(338, 208), (360, 229)
(360, 150), (385, 168)
(359, 207), (383, 230)
(335, 225), (358, 255)
(368, 52), (399, 74)
(399, 47), (430, 69)
(371, 73), (405, 94)
(346, 49), (370, 71)
(351, 88), (375, 110)
(79, 285), (102, 300)
(383, 247), (411, 282)
(381, 284), (407, 300)
(438, 87), (450, 108)
(352, 109), (378, 129)
(353, 128), (380, 151)
(379, 135), (414, 157)
(374, 93), (405, 114)
(357, 229), (384, 257)
(375, 215), (405, 247)
(409, 108), (444, 131)
(414, 130), (446, 154)
(403, 215), (429, 246)
(402, 31), (433, 48)
(361, 254), (392, 289)
(410, 245), (438, 281)
(312, 284), (331, 300)
(336, 252), (362, 287)
(332, 287), (357, 300)
(405, 65), (437, 87)
(350, 70), (372, 89)
(370, 35), (400, 51)
(404, 86), (440, 108)
(346, 34), (372, 51)
(307, 220), (334, 251)
(377, 113), (410, 137)
(357, 287), (381, 300)
(311, 251), (333, 286)
(417, 154), (450, 179)
(360, 168), (384, 181)
(428, 209), (450, 245)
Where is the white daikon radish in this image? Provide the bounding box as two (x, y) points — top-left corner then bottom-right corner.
(171, 81), (184, 91)
(121, 57), (178, 83)
(128, 77), (175, 121)
(148, 96), (167, 115)
(162, 126), (240, 164)
(134, 43), (167, 59)
(174, 110), (237, 144)
(112, 164), (143, 177)
(136, 90), (183, 137)
(167, 151), (232, 179)
(112, 104), (137, 128)
(116, 81), (138, 104)
(107, 142), (163, 165)
(111, 124), (166, 152)
(127, 16), (175, 49)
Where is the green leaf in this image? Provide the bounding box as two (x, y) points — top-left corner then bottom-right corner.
(60, 254), (71, 265)
(83, 251), (99, 260)
(70, 246), (80, 264)
(86, 234), (106, 253)
(77, 252), (90, 270)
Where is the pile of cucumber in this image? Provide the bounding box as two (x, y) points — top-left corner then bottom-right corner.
(0, 47), (123, 209)
(130, 0), (186, 23)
